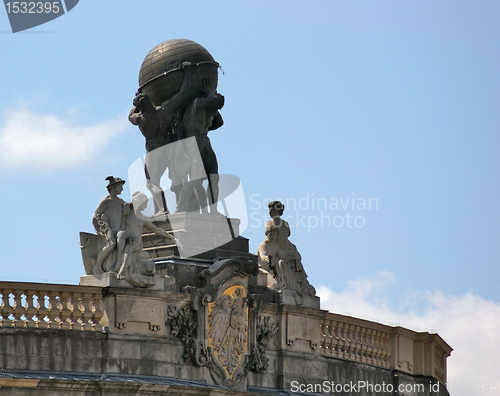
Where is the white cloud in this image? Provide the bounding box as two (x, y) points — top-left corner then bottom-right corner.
(318, 273), (500, 396)
(0, 107), (128, 171)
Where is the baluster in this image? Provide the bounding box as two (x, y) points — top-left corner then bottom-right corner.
(346, 324), (353, 360)
(320, 320), (327, 350)
(342, 323), (350, 359)
(386, 333), (392, 368)
(0, 289), (14, 327)
(359, 327), (368, 363)
(34, 292), (42, 329)
(344, 323), (351, 359)
(24, 290), (39, 329)
(68, 293), (80, 330)
(381, 333), (391, 368)
(343, 323), (350, 359)
(353, 325), (362, 362)
(82, 293), (95, 331)
(365, 328), (374, 365)
(327, 320), (335, 354)
(336, 322), (344, 358)
(46, 291), (59, 329)
(320, 319), (326, 337)
(11, 291), (24, 328)
(88, 295), (97, 331)
(350, 324), (357, 361)
(78, 294), (92, 331)
(59, 292), (73, 330)
(374, 331), (384, 366)
(382, 332), (388, 366)
(332, 321), (340, 357)
(332, 321), (340, 356)
(328, 320), (335, 353)
(327, 321), (335, 355)
(375, 330), (382, 366)
(90, 294), (104, 332)
(20, 291), (29, 328)
(328, 320), (336, 354)
(37, 293), (50, 329)
(322, 320), (329, 352)
(371, 330), (379, 366)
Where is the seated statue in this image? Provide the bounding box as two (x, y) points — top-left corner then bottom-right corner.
(256, 223), (285, 289)
(257, 201), (315, 305)
(116, 192), (179, 286)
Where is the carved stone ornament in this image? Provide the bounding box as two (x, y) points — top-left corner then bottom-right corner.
(179, 257), (265, 388)
(247, 316), (279, 372)
(166, 305), (197, 362)
(207, 285), (248, 380)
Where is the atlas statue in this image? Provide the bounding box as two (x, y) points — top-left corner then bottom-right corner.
(129, 39), (224, 216)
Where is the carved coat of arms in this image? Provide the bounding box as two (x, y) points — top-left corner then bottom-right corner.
(167, 258), (278, 388)
(207, 285), (248, 380)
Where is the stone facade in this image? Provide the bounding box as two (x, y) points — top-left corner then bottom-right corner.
(2, 198), (452, 395)
(0, 257), (452, 395)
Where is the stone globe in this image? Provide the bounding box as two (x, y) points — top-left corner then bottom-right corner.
(138, 39), (219, 106)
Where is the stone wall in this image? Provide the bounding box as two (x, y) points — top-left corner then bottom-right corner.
(0, 327), (449, 395)
(0, 276), (452, 395)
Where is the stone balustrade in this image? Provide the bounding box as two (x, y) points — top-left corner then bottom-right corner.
(0, 282), (105, 332)
(320, 312), (452, 384)
(0, 281), (451, 387)
(320, 312), (391, 368)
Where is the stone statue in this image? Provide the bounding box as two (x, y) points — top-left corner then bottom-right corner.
(256, 223), (285, 289)
(92, 176), (127, 272)
(128, 62), (194, 215)
(81, 177), (180, 288)
(257, 200), (316, 305)
(116, 191), (179, 287)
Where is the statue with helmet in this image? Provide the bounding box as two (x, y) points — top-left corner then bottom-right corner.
(79, 176), (179, 288)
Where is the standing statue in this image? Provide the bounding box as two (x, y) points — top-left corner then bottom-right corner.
(128, 62), (193, 215)
(257, 201), (316, 305)
(130, 39), (226, 216)
(178, 78), (224, 215)
(92, 176), (127, 272)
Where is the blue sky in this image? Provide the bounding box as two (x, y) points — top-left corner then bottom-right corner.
(1, 1), (499, 394)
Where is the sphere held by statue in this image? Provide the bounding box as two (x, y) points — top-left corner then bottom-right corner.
(139, 39), (219, 106)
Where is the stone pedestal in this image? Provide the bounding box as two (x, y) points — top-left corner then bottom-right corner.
(79, 272), (171, 290)
(278, 289), (320, 309)
(80, 213), (253, 290)
(143, 212), (251, 261)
